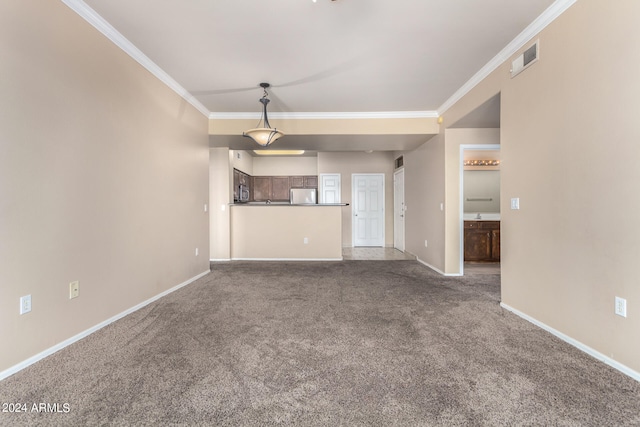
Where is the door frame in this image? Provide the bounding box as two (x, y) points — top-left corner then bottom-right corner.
(352, 173), (385, 247)
(393, 168), (405, 252)
(459, 144), (500, 275)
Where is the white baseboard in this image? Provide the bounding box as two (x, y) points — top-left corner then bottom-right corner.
(0, 269), (210, 382)
(210, 258), (232, 262)
(500, 302), (640, 383)
(416, 257), (462, 276)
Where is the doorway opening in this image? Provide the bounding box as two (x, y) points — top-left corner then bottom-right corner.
(460, 145), (501, 276)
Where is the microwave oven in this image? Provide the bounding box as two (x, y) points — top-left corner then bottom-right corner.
(238, 184), (250, 202)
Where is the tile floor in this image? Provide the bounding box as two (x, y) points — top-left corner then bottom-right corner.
(463, 262), (501, 275)
(342, 247), (416, 261)
(341, 248), (501, 277)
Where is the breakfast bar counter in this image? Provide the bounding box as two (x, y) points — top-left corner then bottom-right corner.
(229, 204), (347, 260)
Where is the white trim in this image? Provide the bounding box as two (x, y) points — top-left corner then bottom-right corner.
(0, 269), (210, 382)
(59, 0), (210, 117)
(210, 258), (232, 262)
(210, 111), (439, 120)
(437, 0), (576, 115)
(231, 258), (343, 261)
(416, 257), (463, 277)
(500, 303), (640, 383)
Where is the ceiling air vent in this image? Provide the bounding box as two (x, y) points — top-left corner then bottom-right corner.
(510, 40), (539, 78)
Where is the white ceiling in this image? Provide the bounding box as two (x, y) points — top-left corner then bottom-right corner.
(79, 0), (559, 151)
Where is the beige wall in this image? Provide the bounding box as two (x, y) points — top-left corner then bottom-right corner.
(253, 156), (318, 176)
(0, 2), (209, 373)
(230, 150), (253, 175)
(403, 135), (446, 271)
(408, 1), (640, 373)
(230, 206), (342, 259)
(318, 151), (395, 247)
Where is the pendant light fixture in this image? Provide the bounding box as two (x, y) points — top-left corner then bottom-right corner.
(242, 83), (284, 147)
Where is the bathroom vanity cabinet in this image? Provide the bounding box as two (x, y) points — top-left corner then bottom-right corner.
(464, 221), (500, 262)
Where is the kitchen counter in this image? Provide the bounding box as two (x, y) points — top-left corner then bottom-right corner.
(229, 204), (343, 260)
(232, 202), (349, 206)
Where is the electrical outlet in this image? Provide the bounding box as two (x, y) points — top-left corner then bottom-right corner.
(20, 295), (32, 314)
(615, 297), (627, 318)
(195, 248), (199, 256)
(69, 281), (79, 299)
(204, 204), (208, 212)
(303, 237), (309, 244)
(424, 240), (428, 248)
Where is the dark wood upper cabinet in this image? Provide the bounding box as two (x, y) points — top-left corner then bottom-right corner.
(271, 177), (291, 200)
(304, 176), (318, 188)
(290, 176), (305, 188)
(252, 176), (272, 201)
(243, 174), (318, 202)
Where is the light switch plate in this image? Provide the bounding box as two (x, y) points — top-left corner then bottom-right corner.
(510, 198), (520, 210)
(69, 281), (79, 299)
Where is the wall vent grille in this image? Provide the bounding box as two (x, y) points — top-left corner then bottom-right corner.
(395, 156), (404, 169)
(511, 40), (539, 78)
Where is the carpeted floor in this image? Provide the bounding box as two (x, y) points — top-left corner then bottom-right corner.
(1, 260), (638, 426)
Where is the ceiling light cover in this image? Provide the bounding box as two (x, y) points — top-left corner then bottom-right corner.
(243, 83), (284, 147)
(254, 150), (305, 156)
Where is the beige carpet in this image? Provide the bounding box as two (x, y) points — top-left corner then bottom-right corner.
(0, 260), (638, 426)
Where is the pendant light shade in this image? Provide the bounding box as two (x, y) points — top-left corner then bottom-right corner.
(243, 83), (284, 147)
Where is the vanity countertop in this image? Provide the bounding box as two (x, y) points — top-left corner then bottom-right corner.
(463, 213), (500, 221)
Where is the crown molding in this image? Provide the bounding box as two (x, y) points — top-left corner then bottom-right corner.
(436, 0), (577, 115)
(209, 111), (439, 120)
(60, 0), (210, 117)
(61, 0), (575, 122)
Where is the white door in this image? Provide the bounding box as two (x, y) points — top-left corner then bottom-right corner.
(319, 174), (341, 204)
(393, 169), (405, 251)
(352, 174), (384, 247)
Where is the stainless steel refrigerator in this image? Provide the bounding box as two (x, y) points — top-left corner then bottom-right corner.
(290, 188), (317, 204)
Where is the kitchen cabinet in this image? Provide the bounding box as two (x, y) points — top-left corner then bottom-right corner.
(304, 176), (318, 188)
(464, 221), (500, 262)
(252, 176), (291, 201)
(252, 175), (318, 201)
(252, 176), (272, 201)
(291, 176), (318, 189)
(271, 177), (290, 200)
(290, 176), (305, 188)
